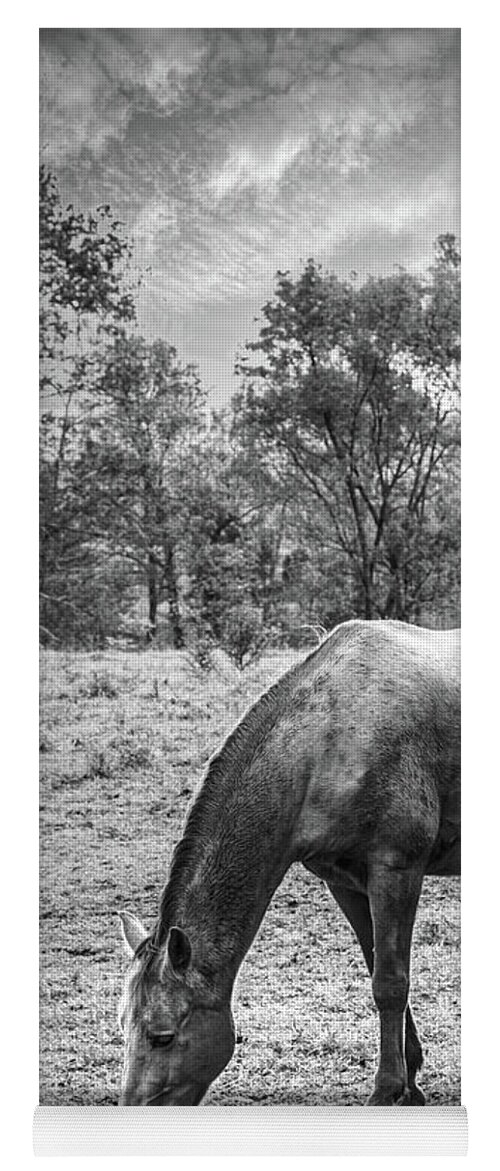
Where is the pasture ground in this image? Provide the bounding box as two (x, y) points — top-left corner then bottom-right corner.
(39, 648), (460, 1106)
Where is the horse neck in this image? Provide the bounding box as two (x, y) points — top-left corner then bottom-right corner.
(157, 758), (295, 996)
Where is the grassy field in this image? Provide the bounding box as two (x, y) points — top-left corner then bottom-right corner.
(39, 648), (460, 1106)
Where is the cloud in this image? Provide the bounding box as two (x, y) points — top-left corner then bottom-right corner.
(40, 28), (207, 166)
(208, 135), (309, 202)
(40, 34), (128, 164)
(39, 28), (459, 396)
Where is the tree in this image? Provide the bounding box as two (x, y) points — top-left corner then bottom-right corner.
(234, 240), (460, 622)
(79, 333), (206, 645)
(39, 166), (135, 365)
(40, 166), (136, 642)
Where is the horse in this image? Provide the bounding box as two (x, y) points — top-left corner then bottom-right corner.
(118, 618), (460, 1106)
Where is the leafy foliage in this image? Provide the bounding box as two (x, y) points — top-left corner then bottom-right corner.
(234, 242), (460, 622)
(40, 167), (137, 643)
(40, 166), (460, 650)
(78, 332), (207, 645)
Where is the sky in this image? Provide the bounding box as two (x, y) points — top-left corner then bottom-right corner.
(39, 27), (460, 405)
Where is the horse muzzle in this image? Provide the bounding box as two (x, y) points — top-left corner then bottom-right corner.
(146, 1084), (206, 1106)
(119, 1084), (205, 1106)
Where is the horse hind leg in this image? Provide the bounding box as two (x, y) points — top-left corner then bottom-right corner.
(328, 881), (425, 1105)
(366, 857), (426, 1106)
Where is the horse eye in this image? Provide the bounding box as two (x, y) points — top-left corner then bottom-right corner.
(148, 1031), (175, 1049)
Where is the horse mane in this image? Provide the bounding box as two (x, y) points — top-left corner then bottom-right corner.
(153, 649), (320, 945)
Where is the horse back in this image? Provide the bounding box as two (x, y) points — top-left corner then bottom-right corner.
(258, 621), (460, 872)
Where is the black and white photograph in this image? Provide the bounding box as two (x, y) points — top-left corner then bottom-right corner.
(38, 24), (461, 1146)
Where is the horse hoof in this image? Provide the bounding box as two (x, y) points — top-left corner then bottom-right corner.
(368, 1084), (422, 1107)
(367, 1088), (405, 1106)
(396, 1085), (426, 1106)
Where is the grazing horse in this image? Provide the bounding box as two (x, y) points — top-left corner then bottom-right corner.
(118, 619), (460, 1106)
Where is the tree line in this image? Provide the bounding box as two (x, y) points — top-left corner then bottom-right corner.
(40, 167), (460, 663)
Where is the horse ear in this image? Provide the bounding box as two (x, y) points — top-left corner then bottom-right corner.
(119, 911), (148, 956)
(166, 926), (192, 975)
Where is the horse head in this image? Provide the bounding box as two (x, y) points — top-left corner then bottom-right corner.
(118, 912), (235, 1105)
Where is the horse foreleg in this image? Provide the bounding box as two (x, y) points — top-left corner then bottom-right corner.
(366, 859), (425, 1106)
(328, 882), (425, 1105)
(404, 1005), (425, 1105)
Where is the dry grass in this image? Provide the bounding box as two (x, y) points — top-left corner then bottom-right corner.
(39, 648), (460, 1106)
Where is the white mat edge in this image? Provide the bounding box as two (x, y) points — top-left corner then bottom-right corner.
(33, 1105), (468, 1157)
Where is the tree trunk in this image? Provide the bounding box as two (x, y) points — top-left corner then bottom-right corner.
(383, 554), (407, 620)
(164, 548), (185, 649)
(363, 589), (375, 619)
(171, 543), (197, 648)
(355, 565), (375, 618)
(146, 553), (158, 644)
